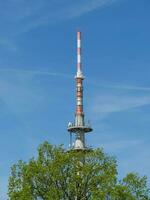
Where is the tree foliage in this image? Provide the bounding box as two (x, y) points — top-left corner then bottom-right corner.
(8, 142), (150, 200)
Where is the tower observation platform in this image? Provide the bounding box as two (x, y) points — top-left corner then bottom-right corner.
(67, 32), (93, 151)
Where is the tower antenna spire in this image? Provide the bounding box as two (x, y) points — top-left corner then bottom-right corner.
(68, 31), (93, 151)
(77, 31), (83, 77)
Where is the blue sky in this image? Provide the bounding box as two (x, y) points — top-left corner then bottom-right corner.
(0, 0), (150, 198)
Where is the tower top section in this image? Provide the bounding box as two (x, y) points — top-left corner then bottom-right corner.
(76, 31), (84, 78)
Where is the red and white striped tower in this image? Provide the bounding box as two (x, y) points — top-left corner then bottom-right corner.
(75, 31), (84, 127)
(68, 31), (92, 151)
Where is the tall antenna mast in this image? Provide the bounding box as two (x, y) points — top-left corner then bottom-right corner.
(68, 31), (93, 151)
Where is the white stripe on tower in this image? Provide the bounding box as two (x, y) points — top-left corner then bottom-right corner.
(77, 31), (81, 74)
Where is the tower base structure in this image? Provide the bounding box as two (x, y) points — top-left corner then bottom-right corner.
(68, 123), (93, 151)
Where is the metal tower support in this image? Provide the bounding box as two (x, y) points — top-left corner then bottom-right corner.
(67, 31), (93, 151)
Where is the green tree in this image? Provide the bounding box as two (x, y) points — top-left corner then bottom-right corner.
(8, 142), (150, 200)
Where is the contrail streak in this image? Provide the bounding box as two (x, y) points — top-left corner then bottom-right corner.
(1, 68), (150, 92)
(87, 79), (150, 92)
(0, 68), (71, 78)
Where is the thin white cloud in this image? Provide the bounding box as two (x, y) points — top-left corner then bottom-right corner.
(63, 0), (118, 19)
(0, 38), (17, 51)
(92, 94), (150, 116)
(0, 69), (59, 116)
(88, 80), (150, 92)
(102, 139), (141, 151)
(0, 68), (72, 80)
(2, 68), (150, 93)
(0, 0), (120, 36)
(2, 68), (150, 117)
(109, 84), (150, 91)
(0, 68), (71, 78)
(0, 0), (121, 51)
(0, 78), (43, 115)
(0, 68), (71, 116)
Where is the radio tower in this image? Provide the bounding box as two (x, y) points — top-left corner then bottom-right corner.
(68, 31), (93, 151)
